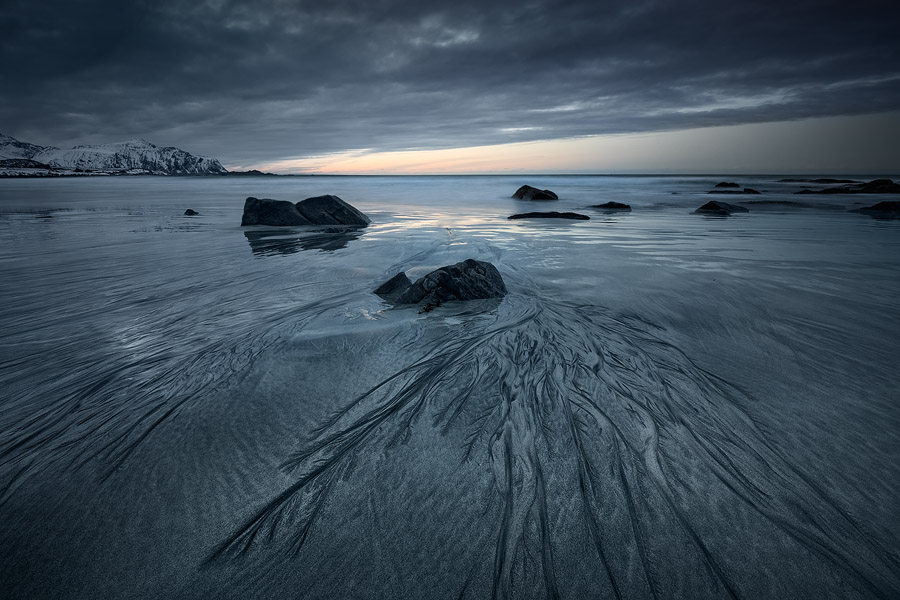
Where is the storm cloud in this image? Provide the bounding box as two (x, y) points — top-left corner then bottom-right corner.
(1, 0), (898, 166)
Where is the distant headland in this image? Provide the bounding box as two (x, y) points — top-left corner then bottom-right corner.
(0, 133), (239, 177)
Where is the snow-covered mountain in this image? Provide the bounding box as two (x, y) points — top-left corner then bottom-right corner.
(0, 133), (56, 161)
(0, 134), (227, 175)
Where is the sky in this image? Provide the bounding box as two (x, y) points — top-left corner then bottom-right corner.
(1, 0), (898, 173)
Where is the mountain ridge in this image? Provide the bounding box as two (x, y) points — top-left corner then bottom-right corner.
(0, 134), (227, 176)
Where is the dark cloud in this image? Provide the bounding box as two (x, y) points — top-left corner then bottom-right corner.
(1, 0), (898, 166)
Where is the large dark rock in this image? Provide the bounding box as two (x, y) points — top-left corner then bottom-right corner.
(694, 201), (750, 215)
(590, 201), (631, 211)
(241, 195), (370, 226)
(295, 194), (370, 226)
(184, 209), (199, 216)
(512, 185), (558, 200)
(241, 197), (311, 226)
(374, 259), (507, 306)
(508, 211), (589, 220)
(714, 181), (741, 188)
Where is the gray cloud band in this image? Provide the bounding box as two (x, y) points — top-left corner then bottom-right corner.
(1, 0), (898, 165)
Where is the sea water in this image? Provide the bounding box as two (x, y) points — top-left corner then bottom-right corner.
(1, 175), (899, 598)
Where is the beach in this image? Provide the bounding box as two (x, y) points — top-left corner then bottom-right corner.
(1, 174), (899, 598)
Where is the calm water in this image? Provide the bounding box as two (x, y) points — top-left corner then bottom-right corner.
(1, 175), (899, 599)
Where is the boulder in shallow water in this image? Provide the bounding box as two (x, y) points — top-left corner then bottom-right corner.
(694, 200), (750, 215)
(241, 195), (370, 226)
(508, 211), (589, 220)
(374, 259), (507, 306)
(295, 194), (370, 226)
(184, 209), (199, 216)
(512, 185), (558, 200)
(590, 201), (631, 211)
(714, 181), (741, 188)
(241, 197), (311, 226)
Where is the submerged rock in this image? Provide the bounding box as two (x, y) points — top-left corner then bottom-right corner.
(241, 195), (370, 226)
(795, 179), (900, 195)
(590, 201), (632, 211)
(184, 209), (199, 216)
(374, 259), (507, 306)
(512, 185), (558, 200)
(855, 201), (900, 217)
(694, 200), (750, 215)
(743, 200), (843, 210)
(508, 211), (589, 220)
(778, 178), (859, 184)
(714, 181), (740, 188)
(708, 188), (761, 195)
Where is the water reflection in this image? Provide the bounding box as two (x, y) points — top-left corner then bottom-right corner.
(244, 227), (364, 256)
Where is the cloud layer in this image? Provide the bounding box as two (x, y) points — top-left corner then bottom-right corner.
(2, 0), (898, 167)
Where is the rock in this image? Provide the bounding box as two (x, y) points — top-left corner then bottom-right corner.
(743, 188), (761, 194)
(794, 179), (900, 195)
(373, 272), (413, 303)
(508, 211), (589, 220)
(374, 259), (507, 306)
(512, 185), (558, 200)
(241, 195), (370, 226)
(590, 201), (631, 211)
(860, 179), (900, 193)
(694, 201), (750, 215)
(855, 201), (900, 217)
(295, 194), (371, 226)
(241, 197), (311, 226)
(714, 181), (740, 188)
(184, 209), (199, 216)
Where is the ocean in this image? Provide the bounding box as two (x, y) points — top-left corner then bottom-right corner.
(1, 174), (899, 598)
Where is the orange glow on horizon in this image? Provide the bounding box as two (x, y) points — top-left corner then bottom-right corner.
(233, 112), (900, 175)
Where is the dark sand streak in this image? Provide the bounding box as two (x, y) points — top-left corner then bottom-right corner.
(208, 295), (900, 598)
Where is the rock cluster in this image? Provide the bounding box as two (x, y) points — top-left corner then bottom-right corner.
(241, 195), (370, 226)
